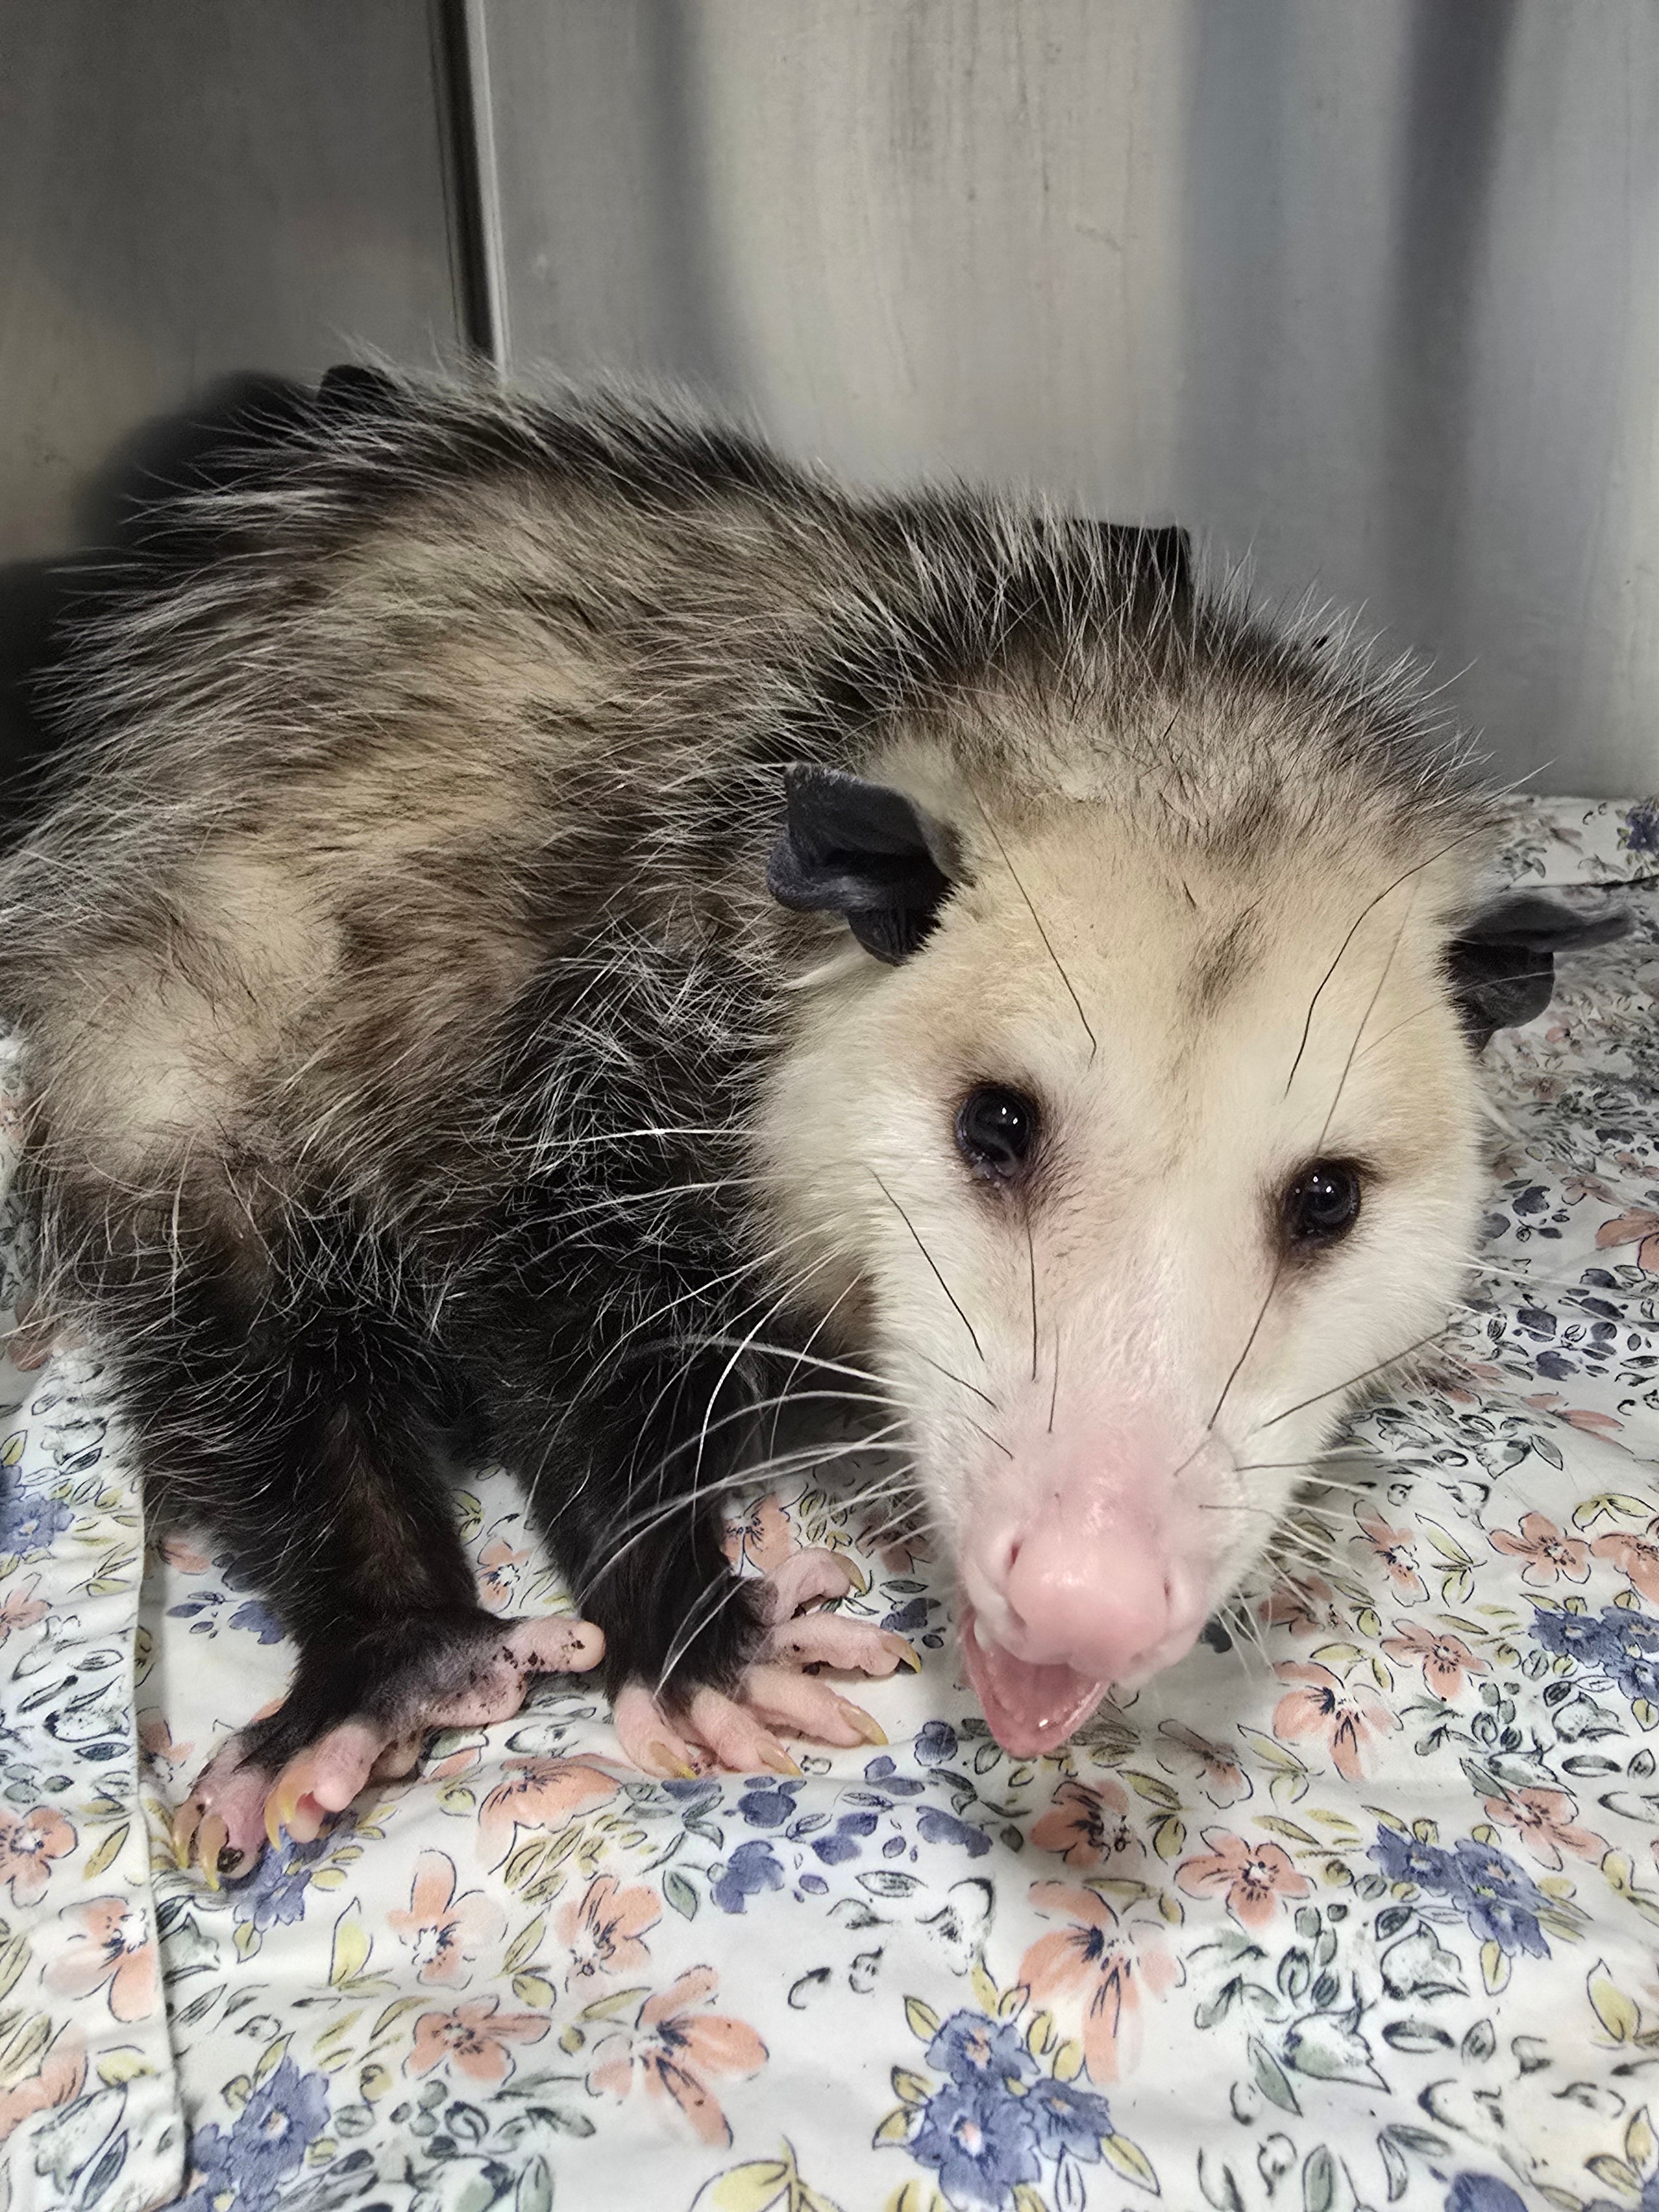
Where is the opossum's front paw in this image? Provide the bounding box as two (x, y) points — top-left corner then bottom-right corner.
(616, 1548), (920, 1780)
(170, 1613), (604, 1882)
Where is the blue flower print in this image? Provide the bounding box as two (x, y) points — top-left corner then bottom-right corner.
(926, 2012), (1036, 2094)
(1531, 1603), (1659, 1704)
(863, 1755), (926, 1798)
(812, 1812), (878, 1865)
(713, 1839), (784, 1913)
(0, 1464), (73, 1557)
(1446, 1840), (1550, 1958)
(1447, 2177), (1530, 2212)
(180, 2057), (331, 2212)
(917, 1808), (992, 1856)
(232, 1819), (352, 1933)
(1370, 1826), (1458, 1891)
(910, 2074), (1041, 2212)
(1530, 1607), (1619, 1668)
(1600, 1608), (1659, 1704)
(1622, 798), (1659, 855)
(736, 1781), (801, 1830)
(1024, 2074), (1115, 2163)
(915, 1721), (958, 1767)
(227, 1600), (286, 1645)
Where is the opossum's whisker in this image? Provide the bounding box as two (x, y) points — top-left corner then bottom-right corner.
(963, 1412), (1015, 1462)
(765, 1279), (862, 1463)
(1211, 900), (1415, 1440)
(973, 794), (1098, 1062)
(1025, 1210), (1039, 1386)
(1204, 1255), (1285, 1437)
(1250, 1326), (1448, 1434)
(1047, 1334), (1060, 1436)
(1283, 812), (1498, 1098)
(594, 1428), (912, 1564)
(869, 1167), (984, 1364)
(914, 1350), (999, 1411)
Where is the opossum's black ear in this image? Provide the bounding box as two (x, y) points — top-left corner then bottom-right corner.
(1448, 893), (1630, 1050)
(1093, 522), (1193, 622)
(767, 765), (957, 964)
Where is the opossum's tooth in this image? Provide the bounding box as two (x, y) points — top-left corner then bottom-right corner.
(196, 1814), (229, 1889)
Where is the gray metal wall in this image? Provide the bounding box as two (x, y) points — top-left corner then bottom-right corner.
(4, 2), (1656, 800)
(480, 0), (1659, 799)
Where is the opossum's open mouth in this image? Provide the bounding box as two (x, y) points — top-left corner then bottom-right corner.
(959, 1608), (1109, 1757)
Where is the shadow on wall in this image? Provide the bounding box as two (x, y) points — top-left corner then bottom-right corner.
(0, 371), (322, 844)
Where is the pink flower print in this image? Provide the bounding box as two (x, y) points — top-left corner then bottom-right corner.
(409, 1995), (549, 2085)
(1271, 1662), (1398, 1783)
(556, 1874), (660, 1989)
(1155, 1721), (1252, 1807)
(1379, 1623), (1490, 1700)
(1522, 1393), (1624, 1439)
(1016, 1882), (1180, 2084)
(1597, 1208), (1659, 1273)
(1593, 1526), (1659, 1605)
(1175, 1830), (1312, 1929)
(44, 1896), (157, 2022)
(587, 1967), (767, 2146)
(722, 1494), (792, 1575)
(1562, 1175), (1615, 1205)
(1030, 1780), (1142, 1870)
(1355, 1510), (1428, 1602)
(1483, 1786), (1606, 1871)
(0, 1574), (48, 1646)
(476, 1532), (531, 1613)
(1489, 1511), (1589, 1587)
(478, 1757), (619, 1858)
(0, 1806), (76, 1906)
(388, 1851), (505, 1986)
(0, 2032), (85, 2145)
(159, 1533), (212, 1572)
(1260, 1575), (1343, 1639)
(137, 1714), (195, 1789)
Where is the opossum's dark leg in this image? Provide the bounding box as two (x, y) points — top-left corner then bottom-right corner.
(483, 1342), (917, 1778)
(112, 1259), (603, 1880)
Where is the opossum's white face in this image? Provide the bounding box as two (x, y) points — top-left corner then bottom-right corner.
(761, 769), (1486, 1755)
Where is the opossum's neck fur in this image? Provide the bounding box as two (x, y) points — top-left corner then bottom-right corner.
(0, 378), (1493, 1562)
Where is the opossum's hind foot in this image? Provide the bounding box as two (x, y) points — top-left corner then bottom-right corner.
(617, 1548), (921, 1781)
(171, 1613), (606, 1882)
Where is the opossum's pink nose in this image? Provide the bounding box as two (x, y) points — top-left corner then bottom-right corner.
(994, 1522), (1207, 1687)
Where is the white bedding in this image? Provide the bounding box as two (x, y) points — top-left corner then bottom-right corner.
(1, 794), (1656, 2212)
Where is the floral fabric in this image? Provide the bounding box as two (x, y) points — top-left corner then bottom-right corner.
(0, 793), (1656, 2212)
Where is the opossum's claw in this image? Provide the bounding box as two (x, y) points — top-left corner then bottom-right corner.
(264, 1721), (385, 1850)
(196, 1815), (229, 1890)
(612, 1684), (703, 1778)
(758, 1546), (866, 1619)
(763, 1613), (920, 1677)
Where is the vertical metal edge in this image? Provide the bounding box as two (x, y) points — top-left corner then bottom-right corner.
(430, 0), (509, 373)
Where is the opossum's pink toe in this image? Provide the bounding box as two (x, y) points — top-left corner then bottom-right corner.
(175, 1745), (284, 1881)
(740, 1663), (886, 1746)
(266, 1721), (383, 1848)
(764, 1613), (918, 1677)
(500, 1615), (606, 1675)
(686, 1687), (801, 1776)
(614, 1684), (700, 1778)
(759, 1547), (864, 1621)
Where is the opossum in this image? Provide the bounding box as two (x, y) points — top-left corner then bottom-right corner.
(0, 368), (1618, 1883)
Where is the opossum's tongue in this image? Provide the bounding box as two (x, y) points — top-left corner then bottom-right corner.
(959, 1608), (1109, 1757)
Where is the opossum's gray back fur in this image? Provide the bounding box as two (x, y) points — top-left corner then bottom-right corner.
(0, 371), (1490, 1312)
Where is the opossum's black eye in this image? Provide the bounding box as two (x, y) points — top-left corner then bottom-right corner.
(956, 1086), (1040, 1180)
(1282, 1160), (1363, 1250)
